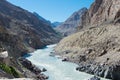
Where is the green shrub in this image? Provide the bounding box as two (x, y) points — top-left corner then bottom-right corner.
(9, 66), (20, 78)
(0, 63), (20, 78)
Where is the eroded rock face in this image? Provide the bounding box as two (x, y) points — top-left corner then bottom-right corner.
(55, 8), (88, 36)
(78, 0), (120, 29)
(55, 0), (120, 80)
(55, 24), (120, 80)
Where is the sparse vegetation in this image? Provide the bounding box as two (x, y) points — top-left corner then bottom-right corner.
(0, 63), (20, 78)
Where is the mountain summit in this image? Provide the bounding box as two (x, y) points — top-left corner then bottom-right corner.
(55, 8), (88, 36)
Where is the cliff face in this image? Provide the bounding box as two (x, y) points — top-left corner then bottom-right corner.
(55, 8), (88, 36)
(78, 0), (120, 29)
(0, 0), (60, 58)
(55, 0), (120, 80)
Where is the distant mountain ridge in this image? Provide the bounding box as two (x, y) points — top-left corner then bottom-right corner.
(55, 8), (88, 36)
(33, 12), (62, 28)
(52, 22), (63, 28)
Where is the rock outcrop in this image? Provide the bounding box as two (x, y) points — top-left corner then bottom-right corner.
(88, 76), (100, 80)
(55, 0), (120, 80)
(78, 0), (120, 29)
(55, 24), (120, 80)
(55, 8), (88, 36)
(19, 58), (48, 80)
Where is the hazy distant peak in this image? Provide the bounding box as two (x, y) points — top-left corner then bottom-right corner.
(52, 22), (63, 27)
(56, 7), (88, 36)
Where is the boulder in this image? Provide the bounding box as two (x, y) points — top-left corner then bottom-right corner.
(0, 51), (8, 58)
(88, 76), (100, 80)
(62, 57), (68, 61)
(19, 58), (41, 74)
(42, 68), (47, 72)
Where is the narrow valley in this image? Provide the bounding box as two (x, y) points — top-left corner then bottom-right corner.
(0, 0), (120, 80)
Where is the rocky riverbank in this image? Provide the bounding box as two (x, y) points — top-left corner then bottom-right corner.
(0, 0), (60, 79)
(18, 57), (48, 80)
(54, 0), (120, 79)
(54, 24), (120, 80)
(0, 56), (48, 80)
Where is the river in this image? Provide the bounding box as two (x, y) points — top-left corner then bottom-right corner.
(25, 44), (109, 80)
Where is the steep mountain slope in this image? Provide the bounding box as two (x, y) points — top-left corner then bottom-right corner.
(33, 12), (52, 26)
(0, 0), (60, 79)
(33, 12), (62, 28)
(55, 0), (120, 80)
(0, 0), (60, 58)
(78, 0), (120, 29)
(55, 8), (88, 36)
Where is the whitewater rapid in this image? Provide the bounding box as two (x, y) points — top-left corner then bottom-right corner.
(25, 44), (109, 80)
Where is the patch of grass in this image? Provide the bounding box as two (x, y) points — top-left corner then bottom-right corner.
(0, 63), (20, 78)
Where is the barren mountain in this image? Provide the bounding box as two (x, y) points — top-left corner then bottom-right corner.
(55, 8), (88, 36)
(78, 0), (120, 29)
(55, 0), (120, 80)
(0, 0), (60, 57)
(0, 0), (60, 79)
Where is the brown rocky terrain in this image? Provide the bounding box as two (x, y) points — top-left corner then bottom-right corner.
(78, 0), (120, 29)
(55, 8), (88, 36)
(55, 0), (120, 80)
(0, 0), (60, 58)
(0, 0), (60, 79)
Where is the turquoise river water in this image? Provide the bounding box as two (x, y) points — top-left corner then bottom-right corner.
(26, 44), (109, 80)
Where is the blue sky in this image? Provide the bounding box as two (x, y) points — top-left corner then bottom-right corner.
(7, 0), (94, 22)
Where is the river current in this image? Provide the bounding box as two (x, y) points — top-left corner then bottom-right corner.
(25, 44), (109, 80)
